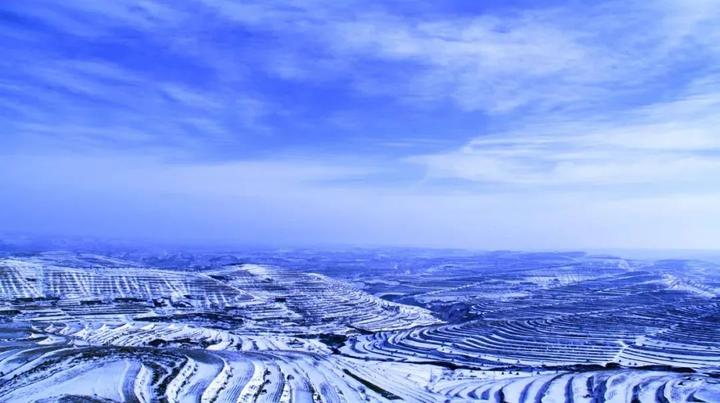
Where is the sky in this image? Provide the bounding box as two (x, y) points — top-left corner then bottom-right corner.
(1, 0), (719, 250)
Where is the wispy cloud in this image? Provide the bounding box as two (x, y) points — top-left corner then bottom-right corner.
(409, 79), (720, 188)
(200, 0), (720, 114)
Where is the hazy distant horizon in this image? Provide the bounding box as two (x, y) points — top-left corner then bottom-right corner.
(3, 231), (720, 264)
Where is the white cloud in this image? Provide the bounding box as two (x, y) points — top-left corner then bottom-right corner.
(409, 83), (720, 187)
(15, 1), (720, 116)
(199, 0), (720, 113)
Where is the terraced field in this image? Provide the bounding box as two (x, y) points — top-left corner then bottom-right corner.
(1, 250), (719, 401)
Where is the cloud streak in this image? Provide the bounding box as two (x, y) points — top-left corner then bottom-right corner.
(410, 85), (720, 187)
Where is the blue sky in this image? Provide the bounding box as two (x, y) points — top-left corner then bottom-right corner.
(1, 0), (720, 249)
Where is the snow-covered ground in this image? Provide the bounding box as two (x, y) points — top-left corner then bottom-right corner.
(1, 250), (719, 401)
